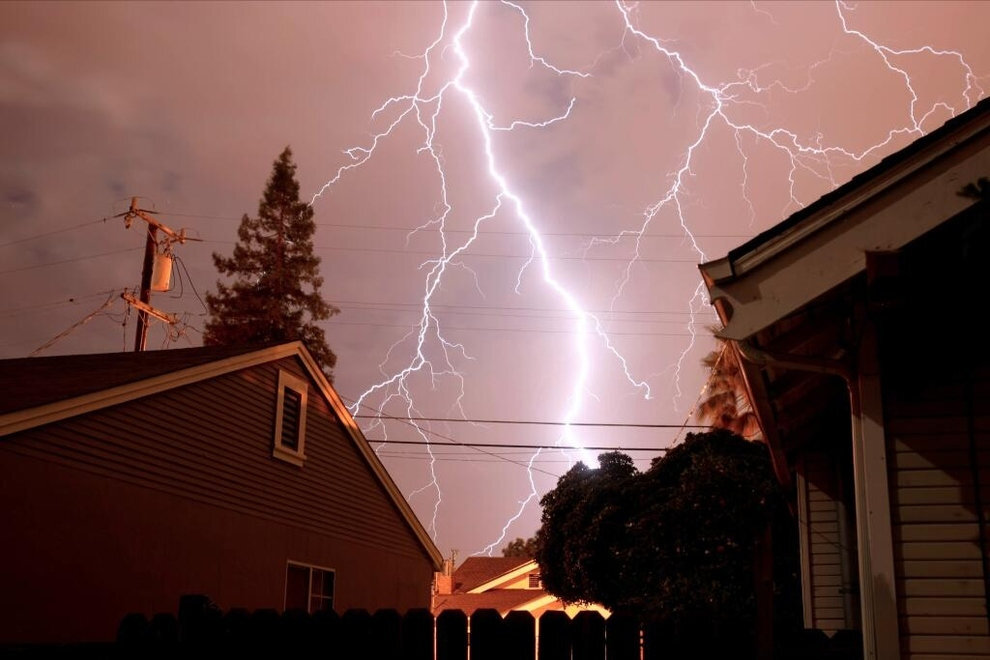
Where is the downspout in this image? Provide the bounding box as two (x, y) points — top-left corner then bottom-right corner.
(733, 338), (899, 660)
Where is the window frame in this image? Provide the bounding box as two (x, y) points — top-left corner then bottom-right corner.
(273, 370), (308, 466)
(284, 560), (335, 613)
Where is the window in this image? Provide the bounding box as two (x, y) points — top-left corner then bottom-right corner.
(285, 562), (335, 613)
(273, 370), (308, 466)
(528, 572), (542, 589)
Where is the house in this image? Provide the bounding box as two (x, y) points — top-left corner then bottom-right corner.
(700, 97), (990, 659)
(0, 342), (443, 643)
(432, 556), (609, 618)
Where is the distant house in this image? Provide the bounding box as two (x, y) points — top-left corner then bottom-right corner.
(0, 342), (443, 643)
(700, 98), (990, 658)
(432, 556), (608, 618)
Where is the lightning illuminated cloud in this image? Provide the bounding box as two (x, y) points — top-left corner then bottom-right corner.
(310, 0), (983, 555)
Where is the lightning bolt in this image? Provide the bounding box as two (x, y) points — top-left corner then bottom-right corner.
(310, 0), (983, 555)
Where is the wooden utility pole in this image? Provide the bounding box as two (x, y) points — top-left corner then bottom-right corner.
(134, 198), (158, 351)
(116, 197), (197, 351)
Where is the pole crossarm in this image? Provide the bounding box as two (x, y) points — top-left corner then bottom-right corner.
(120, 291), (179, 325)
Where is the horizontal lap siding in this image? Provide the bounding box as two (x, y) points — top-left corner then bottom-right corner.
(887, 373), (990, 660)
(803, 452), (848, 634)
(0, 356), (434, 641)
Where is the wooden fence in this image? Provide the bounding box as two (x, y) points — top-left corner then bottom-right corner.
(0, 595), (862, 659)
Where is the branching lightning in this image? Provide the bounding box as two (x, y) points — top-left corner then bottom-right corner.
(310, 0), (983, 555)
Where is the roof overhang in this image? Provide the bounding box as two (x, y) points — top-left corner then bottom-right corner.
(701, 107), (990, 341)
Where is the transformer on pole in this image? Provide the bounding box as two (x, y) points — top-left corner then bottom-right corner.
(115, 197), (199, 351)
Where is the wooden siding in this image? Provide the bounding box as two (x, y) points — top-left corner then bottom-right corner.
(886, 368), (990, 660)
(799, 451), (853, 634)
(0, 355), (434, 643)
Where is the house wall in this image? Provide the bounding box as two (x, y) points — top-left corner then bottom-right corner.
(880, 208), (990, 658)
(0, 356), (435, 643)
(797, 452), (851, 634)
(885, 371), (990, 658)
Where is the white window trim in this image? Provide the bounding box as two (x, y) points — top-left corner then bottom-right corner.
(273, 370), (308, 466)
(285, 560), (336, 613)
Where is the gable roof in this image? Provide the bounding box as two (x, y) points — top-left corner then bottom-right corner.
(453, 557), (533, 592)
(0, 344), (263, 415)
(0, 341), (443, 570)
(701, 97), (990, 340)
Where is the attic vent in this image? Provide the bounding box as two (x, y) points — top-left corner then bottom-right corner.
(273, 370), (308, 467)
(280, 388), (302, 450)
(528, 573), (541, 589)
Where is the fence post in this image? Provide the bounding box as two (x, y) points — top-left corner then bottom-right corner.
(436, 609), (468, 660)
(538, 611), (570, 660)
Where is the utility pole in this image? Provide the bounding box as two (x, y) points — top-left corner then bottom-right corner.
(133, 198), (157, 351)
(115, 197), (198, 351)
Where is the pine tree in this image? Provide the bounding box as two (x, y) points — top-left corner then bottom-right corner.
(204, 147), (339, 379)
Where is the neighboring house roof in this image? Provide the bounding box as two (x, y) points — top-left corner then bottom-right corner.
(0, 341), (443, 570)
(453, 557), (531, 592)
(433, 557), (609, 618)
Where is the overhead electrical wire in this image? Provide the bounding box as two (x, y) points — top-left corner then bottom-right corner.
(353, 414), (708, 429)
(0, 218), (109, 249)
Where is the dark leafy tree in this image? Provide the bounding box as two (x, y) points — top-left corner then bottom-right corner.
(501, 536), (538, 558)
(204, 147), (339, 379)
(534, 430), (790, 629)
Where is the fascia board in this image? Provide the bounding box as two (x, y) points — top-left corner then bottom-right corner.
(710, 132), (990, 340)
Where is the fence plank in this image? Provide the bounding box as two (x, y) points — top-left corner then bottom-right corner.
(372, 609), (402, 660)
(436, 609), (467, 660)
(572, 611), (605, 660)
(538, 611), (571, 660)
(605, 613), (640, 660)
(402, 609), (434, 660)
(340, 608), (374, 660)
(470, 609), (504, 660)
(505, 611), (536, 660)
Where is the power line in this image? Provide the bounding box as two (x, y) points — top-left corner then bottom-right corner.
(0, 218), (108, 249)
(344, 395), (561, 477)
(0, 247), (142, 275)
(326, 319), (713, 337)
(336, 304), (711, 325)
(0, 290), (118, 318)
(30, 291), (119, 356)
(354, 414), (709, 429)
(367, 439), (671, 452)
(333, 298), (709, 317)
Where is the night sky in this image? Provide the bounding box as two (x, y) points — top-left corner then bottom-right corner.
(2, 1), (988, 558)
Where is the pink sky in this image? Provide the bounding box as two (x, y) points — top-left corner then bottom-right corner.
(2, 1), (989, 557)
